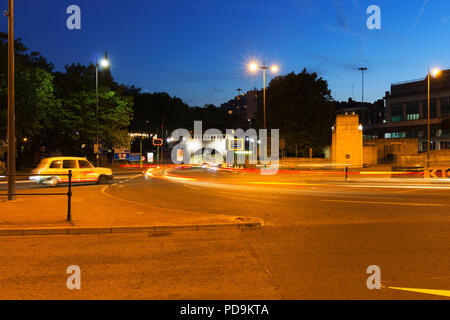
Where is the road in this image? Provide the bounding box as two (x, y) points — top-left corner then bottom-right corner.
(1, 167), (450, 299)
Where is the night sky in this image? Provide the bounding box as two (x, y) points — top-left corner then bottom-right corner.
(1, 0), (449, 106)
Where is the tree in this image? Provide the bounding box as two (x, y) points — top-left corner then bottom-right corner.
(0, 34), (134, 166)
(0, 33), (58, 166)
(188, 104), (228, 131)
(130, 92), (190, 134)
(264, 69), (335, 157)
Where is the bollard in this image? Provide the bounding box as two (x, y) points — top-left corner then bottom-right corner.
(345, 166), (348, 182)
(67, 170), (72, 221)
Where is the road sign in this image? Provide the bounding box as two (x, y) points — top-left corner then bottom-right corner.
(114, 152), (130, 160)
(114, 148), (130, 154)
(228, 138), (244, 151)
(129, 153), (141, 162)
(147, 152), (154, 163)
(176, 149), (183, 162)
(153, 138), (163, 146)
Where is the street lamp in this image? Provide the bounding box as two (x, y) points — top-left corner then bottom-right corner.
(95, 55), (110, 167)
(248, 61), (279, 129)
(426, 67), (441, 167)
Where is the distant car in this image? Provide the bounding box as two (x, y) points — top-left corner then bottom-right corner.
(29, 157), (113, 186)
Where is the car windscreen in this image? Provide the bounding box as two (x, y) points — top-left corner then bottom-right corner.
(78, 160), (93, 169)
(49, 160), (62, 169)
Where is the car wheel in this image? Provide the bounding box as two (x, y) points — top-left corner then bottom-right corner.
(97, 175), (109, 185)
(47, 177), (59, 187)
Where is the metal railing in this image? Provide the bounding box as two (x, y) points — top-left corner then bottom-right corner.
(0, 170), (73, 221)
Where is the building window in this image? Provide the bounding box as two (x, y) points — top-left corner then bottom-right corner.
(391, 103), (403, 122)
(385, 132), (406, 138)
(441, 97), (450, 117)
(422, 99), (436, 119)
(406, 102), (419, 120)
(406, 131), (419, 138)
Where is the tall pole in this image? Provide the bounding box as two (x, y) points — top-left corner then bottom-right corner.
(358, 67), (367, 102)
(139, 137), (143, 168)
(95, 65), (99, 167)
(263, 65), (266, 129)
(427, 68), (431, 168)
(161, 118), (164, 165)
(236, 88), (242, 128)
(7, 0), (16, 201)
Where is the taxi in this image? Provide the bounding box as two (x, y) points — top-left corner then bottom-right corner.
(29, 157), (113, 186)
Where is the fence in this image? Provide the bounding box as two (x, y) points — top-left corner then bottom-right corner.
(0, 170), (73, 221)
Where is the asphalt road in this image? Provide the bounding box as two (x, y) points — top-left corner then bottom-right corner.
(1, 167), (450, 299)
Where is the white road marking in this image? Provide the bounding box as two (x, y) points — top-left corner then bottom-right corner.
(322, 199), (444, 207)
(183, 184), (201, 191)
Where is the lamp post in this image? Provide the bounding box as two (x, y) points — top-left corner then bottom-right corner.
(6, 0), (15, 201)
(95, 57), (109, 167)
(358, 67), (367, 103)
(427, 68), (441, 167)
(249, 61), (278, 129)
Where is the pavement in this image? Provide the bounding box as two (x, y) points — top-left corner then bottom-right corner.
(0, 170), (261, 234)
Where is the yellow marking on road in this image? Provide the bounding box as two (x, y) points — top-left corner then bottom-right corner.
(322, 199), (443, 207)
(389, 286), (450, 298)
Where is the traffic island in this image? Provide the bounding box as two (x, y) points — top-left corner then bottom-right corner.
(0, 186), (263, 236)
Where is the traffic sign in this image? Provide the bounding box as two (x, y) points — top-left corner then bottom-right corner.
(114, 152), (130, 160)
(228, 138), (244, 151)
(153, 138), (163, 146)
(129, 153), (141, 162)
(176, 149), (183, 162)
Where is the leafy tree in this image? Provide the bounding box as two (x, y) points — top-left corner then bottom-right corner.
(130, 92), (190, 134)
(0, 33), (133, 166)
(188, 104), (228, 131)
(0, 33), (58, 166)
(264, 69), (335, 157)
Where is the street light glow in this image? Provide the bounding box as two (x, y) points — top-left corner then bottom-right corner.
(271, 65), (279, 73)
(100, 58), (109, 68)
(432, 68), (441, 77)
(249, 62), (258, 72)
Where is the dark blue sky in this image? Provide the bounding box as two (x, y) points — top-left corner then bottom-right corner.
(1, 0), (449, 106)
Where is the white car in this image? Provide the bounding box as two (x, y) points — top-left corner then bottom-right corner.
(30, 157), (113, 186)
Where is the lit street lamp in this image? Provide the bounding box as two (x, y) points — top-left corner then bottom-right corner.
(95, 56), (110, 167)
(426, 67), (441, 167)
(249, 61), (279, 129)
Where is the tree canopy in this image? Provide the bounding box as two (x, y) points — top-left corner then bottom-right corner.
(0, 33), (133, 166)
(265, 69), (335, 156)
